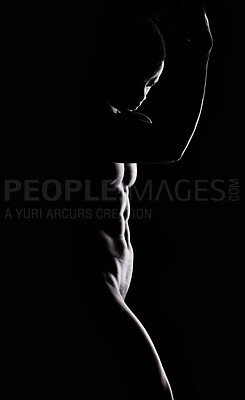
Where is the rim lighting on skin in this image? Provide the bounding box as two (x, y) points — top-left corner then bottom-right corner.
(110, 61), (165, 113)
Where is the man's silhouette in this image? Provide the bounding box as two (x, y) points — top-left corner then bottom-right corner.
(72, 1), (213, 399)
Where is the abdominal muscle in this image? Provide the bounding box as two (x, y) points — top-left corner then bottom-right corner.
(95, 162), (137, 298)
(101, 162), (137, 236)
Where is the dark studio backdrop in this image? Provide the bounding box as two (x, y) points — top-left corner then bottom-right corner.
(3, 1), (242, 399)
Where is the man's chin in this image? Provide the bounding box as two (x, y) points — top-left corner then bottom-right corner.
(122, 103), (142, 112)
(128, 105), (140, 112)
(110, 100), (142, 113)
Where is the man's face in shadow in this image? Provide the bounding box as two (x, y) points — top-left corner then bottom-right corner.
(100, 53), (164, 113)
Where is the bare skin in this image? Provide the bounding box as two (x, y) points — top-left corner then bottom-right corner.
(93, 161), (174, 398)
(74, 3), (213, 398)
(97, 64), (164, 298)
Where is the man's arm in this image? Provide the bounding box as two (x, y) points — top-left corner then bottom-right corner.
(151, 2), (213, 162)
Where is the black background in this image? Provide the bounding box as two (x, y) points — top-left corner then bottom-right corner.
(3, 1), (242, 399)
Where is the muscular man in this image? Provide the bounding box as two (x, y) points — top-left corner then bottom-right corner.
(73, 2), (213, 398)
